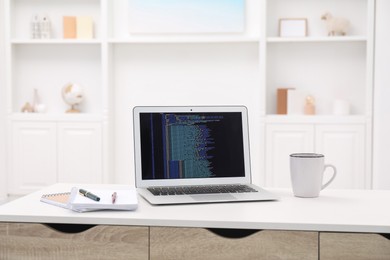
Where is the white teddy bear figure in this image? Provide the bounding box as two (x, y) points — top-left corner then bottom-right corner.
(321, 12), (350, 36)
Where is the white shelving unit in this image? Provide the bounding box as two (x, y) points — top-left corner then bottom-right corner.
(0, 0), (7, 202)
(3, 0), (375, 195)
(373, 0), (390, 189)
(261, 0), (374, 188)
(4, 0), (106, 194)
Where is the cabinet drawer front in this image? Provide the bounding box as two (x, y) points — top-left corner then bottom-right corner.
(0, 223), (149, 260)
(0, 223), (6, 235)
(150, 227), (318, 260)
(320, 232), (390, 260)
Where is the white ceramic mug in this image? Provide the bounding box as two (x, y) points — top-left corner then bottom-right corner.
(290, 153), (337, 198)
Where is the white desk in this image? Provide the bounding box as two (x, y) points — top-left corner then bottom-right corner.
(0, 183), (390, 233)
(1, 183), (390, 260)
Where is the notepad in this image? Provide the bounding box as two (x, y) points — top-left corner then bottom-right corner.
(40, 187), (138, 212)
(68, 187), (138, 212)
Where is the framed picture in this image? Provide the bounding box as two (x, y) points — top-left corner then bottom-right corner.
(129, 0), (245, 34)
(279, 18), (308, 37)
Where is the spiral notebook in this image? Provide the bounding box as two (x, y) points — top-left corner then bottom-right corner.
(40, 192), (71, 209)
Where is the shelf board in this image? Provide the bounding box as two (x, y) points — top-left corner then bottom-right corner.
(265, 115), (368, 124)
(109, 36), (260, 44)
(267, 36), (367, 43)
(9, 113), (103, 122)
(11, 39), (102, 45)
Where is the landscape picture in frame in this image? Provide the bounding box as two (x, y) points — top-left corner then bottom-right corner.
(128, 0), (245, 33)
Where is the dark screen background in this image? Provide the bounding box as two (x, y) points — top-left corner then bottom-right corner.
(139, 112), (246, 180)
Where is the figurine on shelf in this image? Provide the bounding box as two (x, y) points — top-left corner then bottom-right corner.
(40, 14), (52, 39)
(304, 95), (316, 115)
(321, 12), (350, 36)
(32, 88), (46, 113)
(30, 14), (41, 39)
(21, 102), (34, 113)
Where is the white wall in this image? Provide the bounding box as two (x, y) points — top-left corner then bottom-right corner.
(111, 0), (263, 186)
(373, 0), (390, 189)
(0, 0), (8, 200)
(113, 43), (262, 186)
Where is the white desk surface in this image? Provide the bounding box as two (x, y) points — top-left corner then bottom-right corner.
(0, 183), (389, 234)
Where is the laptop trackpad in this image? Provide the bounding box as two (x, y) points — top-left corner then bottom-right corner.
(190, 194), (237, 201)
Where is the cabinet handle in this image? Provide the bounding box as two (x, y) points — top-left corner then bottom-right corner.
(379, 233), (390, 240)
(207, 228), (261, 239)
(44, 223), (96, 233)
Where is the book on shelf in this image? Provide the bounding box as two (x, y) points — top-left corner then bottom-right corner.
(40, 186), (138, 212)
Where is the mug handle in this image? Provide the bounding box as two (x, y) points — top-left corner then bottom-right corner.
(321, 164), (337, 190)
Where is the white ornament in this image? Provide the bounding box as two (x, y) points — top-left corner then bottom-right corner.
(30, 14), (41, 39)
(40, 15), (52, 39)
(321, 12), (350, 36)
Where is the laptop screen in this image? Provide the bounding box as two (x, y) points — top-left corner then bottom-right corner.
(139, 112), (245, 180)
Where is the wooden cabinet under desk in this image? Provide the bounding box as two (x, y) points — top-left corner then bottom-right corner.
(0, 223), (319, 260)
(150, 227), (318, 260)
(0, 223), (149, 260)
(2, 223), (390, 260)
(320, 232), (390, 260)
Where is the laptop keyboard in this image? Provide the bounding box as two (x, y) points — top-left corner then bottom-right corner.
(147, 184), (258, 196)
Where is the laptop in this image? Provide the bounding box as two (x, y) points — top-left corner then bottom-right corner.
(133, 106), (278, 205)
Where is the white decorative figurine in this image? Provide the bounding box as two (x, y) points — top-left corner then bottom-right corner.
(321, 12), (350, 36)
(40, 15), (52, 39)
(30, 14), (41, 39)
(304, 95), (316, 115)
(62, 83), (84, 113)
(32, 88), (46, 113)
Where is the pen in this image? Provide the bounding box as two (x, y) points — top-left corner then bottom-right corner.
(112, 192), (117, 204)
(79, 189), (100, 201)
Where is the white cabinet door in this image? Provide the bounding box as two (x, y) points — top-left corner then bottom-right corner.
(315, 125), (366, 189)
(57, 122), (102, 184)
(9, 122), (57, 194)
(265, 124), (314, 187)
